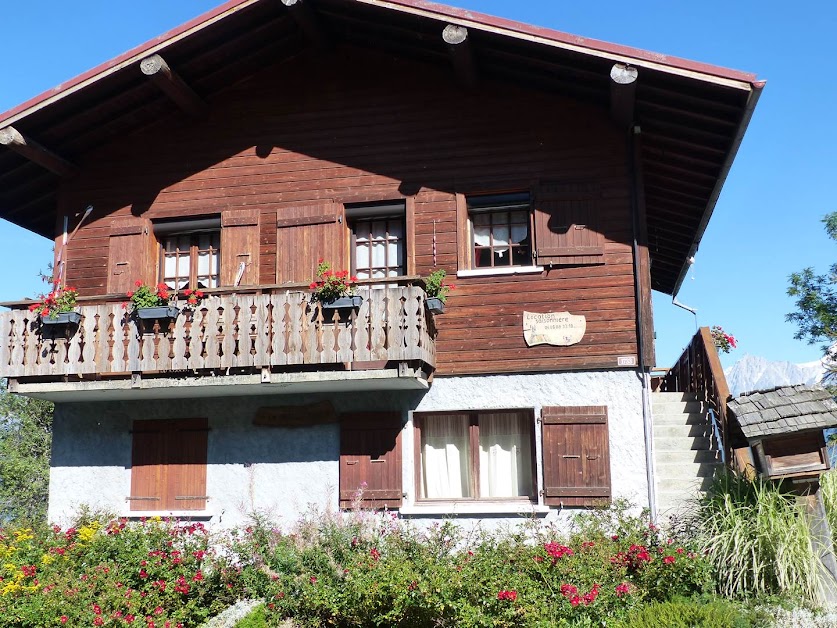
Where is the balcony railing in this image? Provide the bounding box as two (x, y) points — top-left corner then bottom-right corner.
(0, 287), (435, 380)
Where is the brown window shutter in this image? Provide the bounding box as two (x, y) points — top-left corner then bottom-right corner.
(220, 208), (260, 287)
(339, 412), (403, 510)
(130, 420), (165, 511)
(130, 418), (208, 511)
(541, 406), (611, 507)
(276, 201), (346, 283)
(533, 182), (604, 266)
(167, 418), (209, 511)
(107, 216), (150, 293)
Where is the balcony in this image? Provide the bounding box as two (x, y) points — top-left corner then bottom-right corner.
(0, 285), (436, 400)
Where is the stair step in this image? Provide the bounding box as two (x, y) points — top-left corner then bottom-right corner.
(656, 462), (722, 479)
(653, 412), (708, 426)
(655, 450), (720, 465)
(652, 392), (699, 402)
(656, 476), (715, 493)
(654, 424), (712, 439)
(652, 400), (705, 415)
(653, 436), (712, 451)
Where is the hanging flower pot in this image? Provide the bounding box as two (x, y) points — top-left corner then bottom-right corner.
(136, 306), (180, 320)
(321, 295), (364, 311)
(40, 311), (82, 327)
(425, 297), (445, 315)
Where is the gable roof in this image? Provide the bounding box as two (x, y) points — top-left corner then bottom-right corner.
(0, 0), (763, 295)
(727, 384), (837, 440)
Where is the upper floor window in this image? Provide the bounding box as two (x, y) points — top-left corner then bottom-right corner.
(155, 218), (221, 290)
(347, 201), (407, 281)
(468, 193), (532, 268)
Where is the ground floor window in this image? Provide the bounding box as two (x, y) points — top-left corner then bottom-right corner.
(414, 410), (535, 500)
(129, 418), (209, 511)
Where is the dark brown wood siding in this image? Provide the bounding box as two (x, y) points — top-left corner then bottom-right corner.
(59, 46), (636, 376)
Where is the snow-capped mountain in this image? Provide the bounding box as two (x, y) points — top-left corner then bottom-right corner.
(724, 354), (828, 397)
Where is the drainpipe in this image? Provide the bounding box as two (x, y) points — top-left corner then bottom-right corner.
(628, 126), (657, 523)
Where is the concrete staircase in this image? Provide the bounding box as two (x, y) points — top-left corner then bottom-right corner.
(652, 391), (722, 518)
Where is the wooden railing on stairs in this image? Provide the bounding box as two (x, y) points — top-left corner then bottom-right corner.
(661, 326), (732, 464)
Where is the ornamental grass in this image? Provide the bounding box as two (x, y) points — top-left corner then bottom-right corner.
(693, 471), (823, 604)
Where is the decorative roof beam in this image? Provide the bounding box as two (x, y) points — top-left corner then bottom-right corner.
(0, 126), (77, 177)
(140, 55), (207, 117)
(280, 0), (330, 50)
(442, 24), (476, 88)
(610, 63), (638, 130)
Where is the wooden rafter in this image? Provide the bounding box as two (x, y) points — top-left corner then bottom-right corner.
(0, 126), (77, 177)
(139, 55), (207, 117)
(609, 63), (637, 130)
(442, 24), (476, 88)
(280, 0), (330, 50)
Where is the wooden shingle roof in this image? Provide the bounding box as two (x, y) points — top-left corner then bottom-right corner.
(727, 385), (837, 440)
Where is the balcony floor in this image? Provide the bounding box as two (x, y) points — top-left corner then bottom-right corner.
(12, 365), (430, 402)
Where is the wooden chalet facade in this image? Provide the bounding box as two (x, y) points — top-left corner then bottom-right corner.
(0, 0), (762, 526)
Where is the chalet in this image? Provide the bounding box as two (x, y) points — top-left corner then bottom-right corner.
(0, 0), (762, 527)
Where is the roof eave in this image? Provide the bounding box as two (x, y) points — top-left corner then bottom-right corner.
(671, 79), (766, 297)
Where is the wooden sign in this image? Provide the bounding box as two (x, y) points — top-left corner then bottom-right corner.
(523, 311), (586, 347)
(253, 400), (337, 428)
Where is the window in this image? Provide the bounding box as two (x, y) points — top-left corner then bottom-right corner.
(155, 218), (221, 290)
(347, 201), (407, 280)
(414, 410), (535, 500)
(129, 418), (208, 511)
(468, 193), (532, 269)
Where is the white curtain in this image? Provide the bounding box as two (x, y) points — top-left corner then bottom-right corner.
(421, 414), (471, 498)
(478, 412), (532, 498)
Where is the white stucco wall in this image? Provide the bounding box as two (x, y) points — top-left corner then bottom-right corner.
(47, 370), (646, 529)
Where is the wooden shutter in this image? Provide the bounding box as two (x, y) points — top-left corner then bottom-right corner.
(339, 412), (403, 509)
(276, 201), (346, 283)
(533, 182), (604, 266)
(541, 406), (611, 507)
(167, 418), (209, 511)
(221, 208), (260, 286)
(107, 216), (150, 293)
(129, 418), (208, 511)
(130, 420), (165, 511)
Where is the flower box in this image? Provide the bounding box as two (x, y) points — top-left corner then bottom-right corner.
(425, 297), (446, 315)
(136, 306), (180, 320)
(321, 295), (363, 310)
(40, 311), (82, 326)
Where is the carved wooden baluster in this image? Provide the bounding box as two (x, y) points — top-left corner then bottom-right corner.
(269, 294), (287, 367)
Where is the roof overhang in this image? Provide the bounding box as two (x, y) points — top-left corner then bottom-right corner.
(0, 0), (763, 295)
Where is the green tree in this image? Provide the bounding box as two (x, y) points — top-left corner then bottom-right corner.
(787, 212), (837, 362)
(0, 381), (53, 524)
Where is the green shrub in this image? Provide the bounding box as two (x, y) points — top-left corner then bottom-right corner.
(693, 471), (823, 603)
(0, 515), (235, 627)
(235, 604), (270, 628)
(610, 596), (767, 628)
(222, 503), (712, 627)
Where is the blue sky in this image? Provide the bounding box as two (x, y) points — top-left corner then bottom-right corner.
(0, 1), (833, 370)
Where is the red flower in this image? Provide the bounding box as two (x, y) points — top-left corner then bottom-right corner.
(135, 280), (143, 287)
(663, 555), (676, 564)
(615, 582), (632, 597)
(497, 590), (517, 601)
(570, 596), (581, 607)
(310, 576), (317, 584)
(93, 618), (103, 626)
(59, 617), (68, 624)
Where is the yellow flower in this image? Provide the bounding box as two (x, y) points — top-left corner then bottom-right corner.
(41, 554), (54, 565)
(12, 529), (33, 543)
(77, 521), (101, 543)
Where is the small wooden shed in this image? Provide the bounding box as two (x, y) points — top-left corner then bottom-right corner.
(727, 385), (837, 480)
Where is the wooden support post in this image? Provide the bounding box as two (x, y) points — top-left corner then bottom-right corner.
(0, 126), (77, 177)
(442, 24), (476, 88)
(280, 0), (330, 50)
(139, 55), (207, 117)
(610, 63), (638, 129)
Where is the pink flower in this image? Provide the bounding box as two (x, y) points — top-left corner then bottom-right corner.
(615, 582), (632, 597)
(60, 617), (68, 624)
(663, 555), (676, 564)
